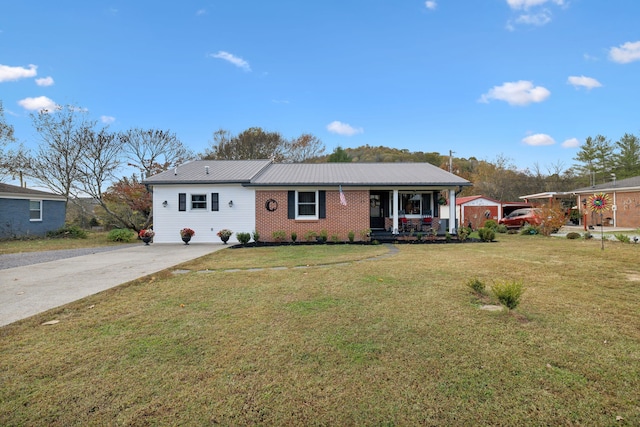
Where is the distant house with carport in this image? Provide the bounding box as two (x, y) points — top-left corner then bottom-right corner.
(572, 175), (640, 228)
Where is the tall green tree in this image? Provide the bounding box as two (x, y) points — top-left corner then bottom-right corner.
(613, 133), (640, 178)
(573, 135), (613, 185)
(327, 146), (352, 162)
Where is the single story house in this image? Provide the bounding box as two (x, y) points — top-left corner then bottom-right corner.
(572, 175), (640, 228)
(143, 160), (471, 243)
(0, 183), (67, 239)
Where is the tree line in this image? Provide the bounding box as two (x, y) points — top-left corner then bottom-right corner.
(1, 100), (639, 229)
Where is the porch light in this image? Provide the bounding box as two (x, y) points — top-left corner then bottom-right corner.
(228, 200), (233, 207)
(409, 193), (422, 201)
(162, 200), (168, 207)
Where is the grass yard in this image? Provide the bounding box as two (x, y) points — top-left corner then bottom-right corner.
(0, 231), (131, 255)
(1, 235), (639, 425)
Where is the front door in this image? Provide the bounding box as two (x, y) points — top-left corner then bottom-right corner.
(369, 191), (389, 229)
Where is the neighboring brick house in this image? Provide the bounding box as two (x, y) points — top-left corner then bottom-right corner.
(144, 160), (471, 243)
(572, 176), (640, 228)
(0, 183), (66, 239)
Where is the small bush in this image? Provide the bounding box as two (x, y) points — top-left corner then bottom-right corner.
(46, 225), (88, 239)
(566, 232), (581, 240)
(107, 228), (135, 242)
(359, 229), (371, 242)
(520, 224), (539, 235)
(251, 230), (260, 243)
(496, 224), (508, 233)
(466, 277), (486, 294)
(614, 233), (631, 243)
(583, 231), (593, 240)
(318, 229), (328, 243)
(290, 231), (297, 243)
(484, 220), (498, 230)
(272, 230), (286, 242)
(304, 230), (317, 242)
(347, 230), (355, 243)
(236, 232), (251, 245)
(477, 227), (495, 242)
(458, 226), (471, 242)
(492, 280), (524, 310)
(331, 234), (340, 243)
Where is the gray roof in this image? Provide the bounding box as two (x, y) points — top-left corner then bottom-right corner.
(0, 183), (66, 199)
(143, 160), (471, 187)
(250, 163), (470, 187)
(572, 175), (640, 193)
(143, 160), (272, 184)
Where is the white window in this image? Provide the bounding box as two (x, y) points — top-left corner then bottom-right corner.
(191, 194), (207, 209)
(30, 200), (42, 221)
(297, 191), (317, 218)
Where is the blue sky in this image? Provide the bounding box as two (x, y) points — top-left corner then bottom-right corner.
(1, 0), (640, 173)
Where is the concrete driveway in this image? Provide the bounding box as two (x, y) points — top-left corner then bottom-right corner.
(0, 243), (224, 327)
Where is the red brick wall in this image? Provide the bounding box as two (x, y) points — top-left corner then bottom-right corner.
(581, 191), (640, 228)
(464, 206), (499, 229)
(614, 191), (640, 228)
(255, 190), (370, 242)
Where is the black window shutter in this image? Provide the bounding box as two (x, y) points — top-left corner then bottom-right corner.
(178, 193), (186, 211)
(319, 191), (326, 219)
(211, 193), (219, 211)
(287, 191), (295, 219)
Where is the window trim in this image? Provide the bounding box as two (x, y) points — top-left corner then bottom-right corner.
(296, 190), (318, 219)
(29, 199), (42, 222)
(191, 194), (207, 210)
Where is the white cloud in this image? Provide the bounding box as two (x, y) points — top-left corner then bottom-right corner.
(479, 80), (550, 106)
(210, 51), (251, 72)
(522, 133), (555, 146)
(0, 64), (37, 82)
(515, 10), (551, 26)
(567, 75), (602, 90)
(425, 1), (437, 10)
(609, 41), (640, 64)
(561, 138), (580, 148)
(326, 121), (364, 136)
(101, 115), (116, 124)
(18, 96), (57, 112)
(196, 9), (206, 16)
(35, 76), (54, 87)
(507, 0), (563, 10)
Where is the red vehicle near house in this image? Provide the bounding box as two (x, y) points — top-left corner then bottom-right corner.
(498, 208), (542, 228)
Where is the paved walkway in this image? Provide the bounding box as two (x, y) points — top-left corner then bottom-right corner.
(0, 243), (224, 327)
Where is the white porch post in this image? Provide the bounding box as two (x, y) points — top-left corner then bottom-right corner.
(449, 189), (457, 233)
(392, 190), (399, 234)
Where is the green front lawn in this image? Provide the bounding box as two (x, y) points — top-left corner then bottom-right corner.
(1, 235), (639, 425)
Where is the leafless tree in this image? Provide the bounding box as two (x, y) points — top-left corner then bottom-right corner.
(27, 105), (96, 205)
(285, 133), (325, 163)
(119, 128), (194, 177)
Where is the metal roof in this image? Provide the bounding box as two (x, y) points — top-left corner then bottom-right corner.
(0, 183), (66, 200)
(143, 160), (471, 187)
(249, 162), (470, 187)
(143, 160), (272, 184)
(572, 175), (640, 193)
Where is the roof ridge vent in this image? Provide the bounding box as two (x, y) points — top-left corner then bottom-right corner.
(174, 167), (178, 176)
(205, 166), (209, 174)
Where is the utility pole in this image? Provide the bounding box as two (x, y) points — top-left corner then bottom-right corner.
(449, 150), (454, 173)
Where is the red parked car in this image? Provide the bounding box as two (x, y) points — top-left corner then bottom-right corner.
(498, 208), (542, 228)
